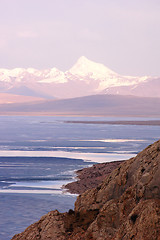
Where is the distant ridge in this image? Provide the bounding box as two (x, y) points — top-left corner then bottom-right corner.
(0, 94), (160, 117)
(0, 93), (45, 104)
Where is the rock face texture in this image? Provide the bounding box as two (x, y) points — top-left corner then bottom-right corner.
(12, 140), (160, 240)
(64, 160), (124, 194)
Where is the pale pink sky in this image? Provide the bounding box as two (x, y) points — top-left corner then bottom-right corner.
(0, 0), (160, 76)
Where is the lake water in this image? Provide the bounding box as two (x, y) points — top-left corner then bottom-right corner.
(0, 115), (160, 240)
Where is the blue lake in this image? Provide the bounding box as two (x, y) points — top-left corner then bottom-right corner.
(0, 115), (160, 240)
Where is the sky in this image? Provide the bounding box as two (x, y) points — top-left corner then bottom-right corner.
(0, 0), (160, 76)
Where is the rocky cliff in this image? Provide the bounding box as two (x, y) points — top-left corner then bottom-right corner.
(12, 140), (160, 240)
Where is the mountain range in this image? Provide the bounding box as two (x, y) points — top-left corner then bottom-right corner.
(0, 56), (160, 116)
(0, 56), (159, 102)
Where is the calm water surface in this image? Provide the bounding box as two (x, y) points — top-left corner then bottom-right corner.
(0, 116), (160, 240)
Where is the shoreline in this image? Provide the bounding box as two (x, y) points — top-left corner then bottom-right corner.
(0, 112), (160, 118)
(64, 160), (125, 194)
(64, 120), (160, 126)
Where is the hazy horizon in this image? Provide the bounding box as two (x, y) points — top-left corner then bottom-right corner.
(0, 0), (160, 76)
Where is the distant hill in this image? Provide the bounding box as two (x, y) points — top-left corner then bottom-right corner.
(0, 93), (45, 104)
(0, 94), (160, 117)
(6, 85), (54, 99)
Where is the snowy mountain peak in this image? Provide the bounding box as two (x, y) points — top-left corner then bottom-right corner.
(69, 56), (116, 79)
(76, 56), (92, 64)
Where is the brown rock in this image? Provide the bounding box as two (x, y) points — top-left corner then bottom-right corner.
(11, 210), (67, 240)
(115, 199), (160, 240)
(64, 160), (124, 194)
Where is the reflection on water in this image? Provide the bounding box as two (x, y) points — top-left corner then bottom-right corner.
(0, 150), (136, 162)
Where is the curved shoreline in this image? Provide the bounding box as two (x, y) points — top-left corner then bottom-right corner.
(64, 160), (124, 194)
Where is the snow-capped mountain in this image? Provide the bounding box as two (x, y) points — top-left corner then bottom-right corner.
(103, 77), (160, 98)
(68, 56), (117, 86)
(66, 56), (150, 90)
(0, 67), (66, 84)
(0, 56), (158, 100)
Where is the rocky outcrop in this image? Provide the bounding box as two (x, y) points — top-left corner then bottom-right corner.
(12, 210), (67, 240)
(12, 140), (160, 240)
(64, 160), (124, 194)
